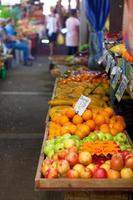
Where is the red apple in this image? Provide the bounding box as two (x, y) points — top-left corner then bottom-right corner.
(100, 163), (110, 172)
(80, 168), (92, 179)
(66, 169), (79, 179)
(110, 153), (124, 171)
(121, 168), (133, 179)
(69, 146), (78, 153)
(120, 150), (130, 159)
(86, 163), (97, 174)
(105, 160), (111, 166)
(52, 153), (59, 161)
(125, 157), (133, 169)
(107, 169), (121, 179)
(42, 159), (53, 175)
(65, 152), (79, 166)
(58, 150), (68, 160)
(79, 151), (92, 165)
(93, 168), (107, 178)
(73, 164), (85, 174)
(51, 161), (58, 169)
(57, 159), (70, 175)
(125, 153), (133, 161)
(42, 159), (53, 166)
(45, 168), (59, 179)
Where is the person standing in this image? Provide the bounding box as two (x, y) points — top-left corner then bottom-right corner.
(65, 9), (80, 55)
(46, 7), (60, 57)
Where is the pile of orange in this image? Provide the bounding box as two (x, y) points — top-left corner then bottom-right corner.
(48, 106), (126, 139)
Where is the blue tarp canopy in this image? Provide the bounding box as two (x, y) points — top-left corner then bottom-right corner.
(84, 0), (110, 68)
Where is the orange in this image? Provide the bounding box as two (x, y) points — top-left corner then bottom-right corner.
(72, 114), (83, 125)
(77, 124), (90, 135)
(85, 120), (95, 131)
(104, 107), (114, 118)
(104, 116), (110, 124)
(59, 115), (69, 126)
(51, 113), (62, 124)
(82, 109), (92, 121)
(75, 129), (86, 139)
(69, 124), (77, 134)
(100, 124), (110, 133)
(95, 115), (105, 126)
(110, 127), (118, 136)
(65, 108), (76, 119)
(60, 126), (70, 135)
(113, 122), (125, 132)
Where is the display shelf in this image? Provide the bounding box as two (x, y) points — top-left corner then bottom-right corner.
(35, 79), (133, 192)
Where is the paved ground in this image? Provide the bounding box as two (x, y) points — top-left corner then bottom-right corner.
(0, 56), (64, 200)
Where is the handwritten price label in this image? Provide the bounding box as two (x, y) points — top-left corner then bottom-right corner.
(115, 75), (129, 102)
(74, 95), (91, 116)
(111, 68), (122, 90)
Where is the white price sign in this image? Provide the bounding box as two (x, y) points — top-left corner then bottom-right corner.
(98, 50), (108, 64)
(111, 68), (122, 90)
(105, 54), (112, 73)
(74, 95), (91, 116)
(115, 75), (129, 102)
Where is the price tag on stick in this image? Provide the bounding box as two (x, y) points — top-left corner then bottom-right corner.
(111, 68), (122, 90)
(115, 75), (129, 102)
(74, 95), (91, 116)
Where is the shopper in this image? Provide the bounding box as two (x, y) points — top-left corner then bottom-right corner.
(0, 20), (31, 66)
(46, 7), (60, 57)
(65, 9), (80, 55)
(5, 18), (34, 61)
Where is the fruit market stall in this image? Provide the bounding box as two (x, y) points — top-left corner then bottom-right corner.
(35, 68), (133, 196)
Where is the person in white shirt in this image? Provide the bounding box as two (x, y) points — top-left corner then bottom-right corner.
(46, 7), (60, 57)
(65, 9), (80, 55)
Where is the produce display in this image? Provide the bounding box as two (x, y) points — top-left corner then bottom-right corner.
(40, 69), (133, 181)
(49, 71), (109, 108)
(110, 43), (133, 62)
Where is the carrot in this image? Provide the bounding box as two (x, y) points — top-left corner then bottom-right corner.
(80, 140), (120, 155)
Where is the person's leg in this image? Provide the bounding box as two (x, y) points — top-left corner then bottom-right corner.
(11, 41), (29, 63)
(49, 42), (54, 56)
(67, 46), (73, 55)
(72, 47), (78, 55)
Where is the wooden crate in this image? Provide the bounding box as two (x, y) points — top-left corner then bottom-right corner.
(35, 79), (133, 192)
(35, 122), (133, 191)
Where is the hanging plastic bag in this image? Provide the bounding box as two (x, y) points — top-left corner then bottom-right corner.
(57, 33), (64, 45)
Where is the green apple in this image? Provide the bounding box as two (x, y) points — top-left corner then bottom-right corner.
(74, 139), (80, 148)
(120, 144), (128, 151)
(55, 137), (63, 144)
(44, 144), (54, 155)
(47, 149), (55, 159)
(114, 133), (127, 143)
(89, 133), (98, 141)
(54, 142), (64, 152)
(71, 135), (80, 141)
(97, 132), (105, 140)
(63, 139), (75, 149)
(45, 139), (55, 146)
(62, 134), (71, 140)
(103, 133), (113, 141)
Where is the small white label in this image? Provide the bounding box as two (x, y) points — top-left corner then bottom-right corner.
(111, 66), (118, 75)
(98, 50), (108, 64)
(105, 54), (112, 73)
(111, 68), (122, 90)
(115, 75), (129, 102)
(74, 95), (91, 116)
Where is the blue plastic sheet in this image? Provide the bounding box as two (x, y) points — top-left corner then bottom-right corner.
(84, 0), (110, 68)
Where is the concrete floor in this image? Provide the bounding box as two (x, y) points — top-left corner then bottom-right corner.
(0, 56), (64, 200)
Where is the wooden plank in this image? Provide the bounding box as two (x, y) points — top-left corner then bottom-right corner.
(36, 178), (133, 191)
(64, 191), (129, 200)
(44, 78), (58, 125)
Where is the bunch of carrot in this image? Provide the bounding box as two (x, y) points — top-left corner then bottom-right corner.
(80, 141), (120, 155)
